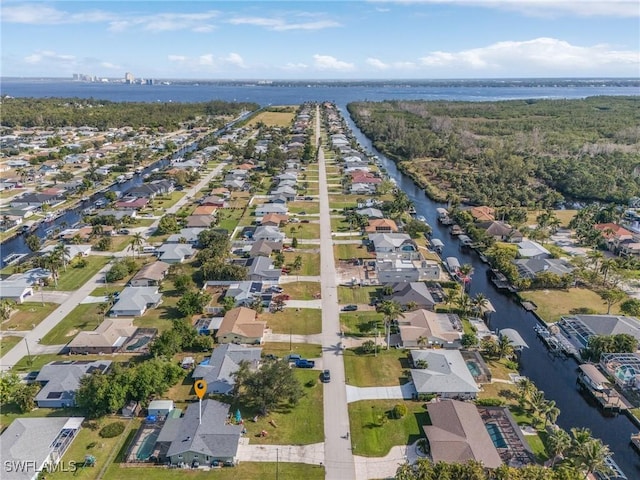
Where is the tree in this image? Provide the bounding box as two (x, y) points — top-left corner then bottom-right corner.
(497, 334), (515, 360)
(174, 274), (195, 294)
(273, 251), (285, 268)
(234, 360), (302, 414)
(546, 427), (572, 468)
(570, 428), (613, 480)
(376, 300), (404, 350)
(222, 294), (237, 312)
(292, 255), (303, 273)
(461, 332), (478, 348)
(13, 383), (40, 413)
(620, 298), (640, 316)
(25, 234), (41, 252)
(156, 214), (180, 235)
(291, 236), (298, 248)
(599, 288), (626, 314)
(0, 372), (21, 404)
(177, 291), (211, 317)
(130, 232), (144, 258)
(0, 299), (15, 322)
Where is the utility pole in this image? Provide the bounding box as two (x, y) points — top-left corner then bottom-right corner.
(24, 338), (32, 366)
(374, 327), (377, 357)
(276, 447), (279, 480)
(289, 327), (292, 352)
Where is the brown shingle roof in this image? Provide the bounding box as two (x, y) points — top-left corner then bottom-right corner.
(216, 307), (266, 340)
(131, 261), (170, 282)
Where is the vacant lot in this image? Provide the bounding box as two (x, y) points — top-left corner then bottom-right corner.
(282, 282), (321, 301)
(341, 311), (383, 336)
(343, 348), (409, 387)
(246, 108), (297, 127)
(262, 342), (322, 359)
(338, 286), (380, 305)
(285, 222), (320, 240)
(3, 302), (57, 331)
(283, 252), (320, 276)
(45, 256), (110, 291)
(262, 309), (322, 335)
(333, 244), (373, 261)
(104, 463), (324, 480)
(519, 287), (619, 322)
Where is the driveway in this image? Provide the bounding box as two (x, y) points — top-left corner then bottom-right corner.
(346, 383), (417, 403)
(24, 291), (69, 304)
(262, 332), (322, 345)
(284, 299), (322, 309)
(236, 441), (325, 465)
(354, 441), (420, 480)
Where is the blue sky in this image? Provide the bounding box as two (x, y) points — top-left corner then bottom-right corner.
(1, 1), (639, 79)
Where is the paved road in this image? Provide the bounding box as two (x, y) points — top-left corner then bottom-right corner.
(0, 261), (113, 371)
(317, 105), (356, 479)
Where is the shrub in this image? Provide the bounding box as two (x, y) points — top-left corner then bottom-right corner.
(99, 422), (125, 438)
(392, 404), (408, 419)
(476, 398), (505, 406)
(86, 442), (97, 449)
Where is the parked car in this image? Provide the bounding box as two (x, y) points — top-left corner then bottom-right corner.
(298, 211), (306, 215)
(295, 359), (315, 368)
(342, 304), (358, 311)
(321, 369), (331, 383)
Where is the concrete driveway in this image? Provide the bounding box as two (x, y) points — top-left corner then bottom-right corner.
(236, 441), (325, 465)
(346, 383), (417, 403)
(284, 299), (322, 309)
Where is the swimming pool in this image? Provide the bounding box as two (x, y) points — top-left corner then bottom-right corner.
(466, 360), (481, 377)
(485, 423), (507, 449)
(136, 431), (159, 460)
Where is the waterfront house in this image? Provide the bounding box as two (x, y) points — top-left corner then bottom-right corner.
(516, 240), (551, 259)
(423, 400), (502, 468)
(387, 282), (437, 310)
(34, 360), (111, 408)
(398, 309), (462, 348)
(356, 207), (384, 219)
(559, 314), (640, 348)
(476, 221), (523, 243)
(365, 218), (399, 233)
(375, 257), (441, 283)
(409, 349), (479, 399)
(216, 307), (266, 344)
(512, 258), (574, 280)
(192, 343), (262, 394)
(368, 233), (416, 255)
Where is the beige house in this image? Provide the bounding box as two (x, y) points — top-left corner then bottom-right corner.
(398, 309), (462, 348)
(68, 318), (137, 354)
(216, 307), (266, 344)
(423, 399), (502, 468)
(130, 261), (171, 287)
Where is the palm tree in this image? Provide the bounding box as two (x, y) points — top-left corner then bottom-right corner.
(53, 243), (71, 271)
(458, 263), (473, 291)
(0, 299), (15, 322)
(516, 378), (535, 407)
(542, 399), (560, 427)
(529, 389), (547, 425)
(572, 436), (613, 479)
(471, 293), (490, 317)
(376, 300), (404, 350)
(599, 258), (617, 287)
(131, 233), (144, 258)
(547, 427), (572, 467)
(417, 336), (427, 349)
(497, 334), (514, 360)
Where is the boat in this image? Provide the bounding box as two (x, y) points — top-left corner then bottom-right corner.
(445, 256), (461, 278)
(135, 166), (144, 174)
(450, 224), (464, 236)
(2, 253), (27, 266)
(116, 175), (127, 183)
(431, 238), (444, 253)
(43, 213), (55, 223)
(124, 172), (134, 180)
(458, 234), (474, 248)
(416, 215), (427, 223)
(594, 456), (627, 480)
(18, 221), (37, 234)
(631, 432), (640, 454)
(408, 205), (416, 215)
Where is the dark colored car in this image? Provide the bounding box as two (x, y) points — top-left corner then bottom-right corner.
(295, 359), (316, 368)
(321, 369), (331, 383)
(342, 304), (358, 311)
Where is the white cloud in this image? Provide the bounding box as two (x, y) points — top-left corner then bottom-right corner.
(419, 37), (640, 74)
(228, 16), (340, 31)
(24, 50), (76, 64)
(370, 1), (639, 18)
(199, 54), (215, 66)
(224, 53), (246, 68)
(282, 62), (309, 71)
(168, 55), (188, 62)
(100, 62), (121, 70)
(109, 11), (220, 33)
(366, 57), (417, 70)
(2, 4), (115, 24)
(166, 53), (247, 70)
(313, 54), (355, 71)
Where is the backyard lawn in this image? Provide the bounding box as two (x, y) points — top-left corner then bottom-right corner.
(216, 209), (244, 233)
(282, 282), (321, 301)
(262, 309), (322, 335)
(343, 348), (409, 387)
(0, 335), (21, 353)
(284, 222), (320, 240)
(288, 202), (319, 215)
(525, 209), (577, 228)
(3, 302), (57, 331)
(151, 191), (185, 212)
(340, 311), (383, 337)
(338, 286), (380, 305)
(45, 256), (111, 291)
(40, 303), (103, 345)
(328, 195), (359, 210)
(348, 399), (427, 457)
(519, 287), (619, 322)
(283, 252), (320, 276)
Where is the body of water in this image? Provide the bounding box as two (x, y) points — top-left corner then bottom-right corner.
(3, 79), (640, 476)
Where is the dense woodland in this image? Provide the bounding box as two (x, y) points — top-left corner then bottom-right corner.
(0, 97), (259, 130)
(348, 97), (640, 207)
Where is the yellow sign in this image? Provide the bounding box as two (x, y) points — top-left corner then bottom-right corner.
(194, 379), (207, 399)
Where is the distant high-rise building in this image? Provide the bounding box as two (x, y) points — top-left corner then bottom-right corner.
(124, 72), (135, 84)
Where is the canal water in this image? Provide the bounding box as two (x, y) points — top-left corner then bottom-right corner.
(340, 106), (640, 478)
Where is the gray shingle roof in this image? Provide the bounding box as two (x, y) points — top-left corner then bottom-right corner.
(193, 344), (262, 393)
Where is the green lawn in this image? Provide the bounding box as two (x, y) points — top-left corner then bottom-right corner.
(348, 399), (427, 456)
(262, 342), (322, 359)
(288, 202), (319, 215)
(519, 287), (620, 322)
(340, 311), (383, 336)
(262, 309), (322, 335)
(343, 348), (410, 387)
(284, 223), (320, 240)
(283, 252), (320, 276)
(333, 243), (373, 261)
(104, 463), (324, 480)
(328, 195), (358, 210)
(0, 404), (83, 432)
(46, 256), (110, 291)
(282, 282), (321, 301)
(217, 208), (244, 233)
(40, 303), (103, 345)
(337, 286), (380, 305)
(3, 302), (57, 331)
(227, 369), (324, 445)
(151, 191), (185, 212)
(135, 281), (183, 332)
(0, 335), (22, 353)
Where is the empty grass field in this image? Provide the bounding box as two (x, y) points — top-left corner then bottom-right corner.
(40, 303), (103, 345)
(340, 311), (383, 337)
(3, 302), (57, 331)
(338, 286), (380, 305)
(45, 256), (110, 291)
(246, 108), (297, 127)
(519, 287), (619, 322)
(262, 308), (322, 335)
(343, 348), (409, 387)
(282, 282), (321, 301)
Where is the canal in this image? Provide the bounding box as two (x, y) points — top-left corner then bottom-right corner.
(340, 105), (640, 478)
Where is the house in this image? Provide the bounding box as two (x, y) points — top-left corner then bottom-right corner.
(40, 244), (92, 259)
(130, 261), (170, 287)
(466, 205), (495, 222)
(200, 195), (227, 208)
(110, 286), (162, 317)
(409, 349), (479, 399)
(246, 256), (281, 282)
(559, 314), (640, 349)
(216, 307), (266, 344)
(376, 258), (441, 283)
(98, 209), (137, 221)
(210, 187), (230, 198)
(67, 318), (138, 354)
(148, 399), (175, 417)
(261, 213), (289, 227)
(595, 223), (635, 252)
(192, 343), (262, 394)
(10, 192), (64, 209)
(34, 360), (111, 408)
(0, 280), (33, 303)
(115, 197), (149, 210)
(476, 221), (523, 243)
(512, 258), (574, 280)
(398, 309), (462, 348)
(365, 218), (398, 233)
(224, 281), (264, 307)
(516, 240), (551, 259)
(160, 399), (243, 466)
(166, 228), (205, 245)
(156, 243), (196, 263)
(270, 186), (297, 201)
(388, 282), (436, 311)
(0, 417), (85, 480)
(223, 178), (246, 190)
(423, 400), (502, 468)
(252, 225), (285, 243)
(368, 233), (416, 254)
(249, 239), (282, 258)
(255, 203), (288, 217)
(600, 352), (640, 389)
(356, 207), (384, 219)
(185, 215), (215, 228)
(192, 205), (219, 216)
(124, 180), (174, 199)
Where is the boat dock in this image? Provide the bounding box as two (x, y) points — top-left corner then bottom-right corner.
(577, 364), (633, 413)
(488, 269), (517, 293)
(631, 433), (640, 454)
(534, 324), (580, 357)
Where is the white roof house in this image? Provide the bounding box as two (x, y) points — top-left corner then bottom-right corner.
(410, 349), (479, 399)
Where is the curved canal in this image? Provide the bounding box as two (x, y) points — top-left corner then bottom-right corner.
(340, 105), (640, 478)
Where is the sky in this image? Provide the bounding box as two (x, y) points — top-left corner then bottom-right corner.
(1, 0), (639, 79)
